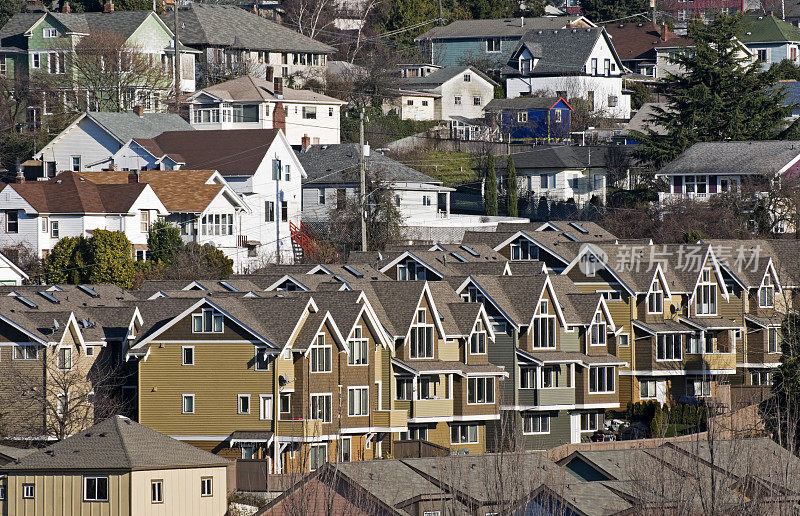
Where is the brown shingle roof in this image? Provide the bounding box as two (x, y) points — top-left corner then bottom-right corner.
(200, 75), (344, 104)
(78, 170), (224, 213)
(8, 171), (148, 214)
(132, 129), (280, 177)
(601, 23), (692, 62)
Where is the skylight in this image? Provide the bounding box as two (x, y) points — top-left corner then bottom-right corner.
(460, 245), (479, 257)
(450, 252), (468, 262)
(13, 293), (37, 309)
(562, 232), (578, 242)
(78, 285), (100, 298)
(569, 222), (589, 234)
(219, 281), (239, 292)
(38, 291), (60, 304)
(342, 265), (364, 278)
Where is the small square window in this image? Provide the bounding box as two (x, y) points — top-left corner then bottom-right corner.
(84, 476), (109, 502)
(22, 484), (35, 498)
(201, 477), (213, 497)
(238, 394), (250, 414)
(182, 346), (194, 366)
(463, 74), (471, 82)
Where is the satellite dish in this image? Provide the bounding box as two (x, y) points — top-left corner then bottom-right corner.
(53, 319), (60, 330)
(377, 252), (383, 261)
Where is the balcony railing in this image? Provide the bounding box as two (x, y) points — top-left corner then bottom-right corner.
(684, 353), (737, 371)
(277, 419), (323, 437)
(412, 398), (453, 419)
(373, 409), (408, 428)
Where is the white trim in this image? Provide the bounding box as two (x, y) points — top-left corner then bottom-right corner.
(620, 369), (736, 376)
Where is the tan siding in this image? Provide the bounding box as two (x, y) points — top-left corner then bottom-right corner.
(131, 467), (227, 516)
(6, 472), (131, 516)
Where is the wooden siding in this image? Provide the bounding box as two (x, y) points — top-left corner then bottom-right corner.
(131, 467), (227, 516)
(5, 472), (131, 516)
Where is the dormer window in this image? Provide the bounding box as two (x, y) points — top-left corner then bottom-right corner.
(647, 280), (663, 314)
(310, 334), (332, 372)
(759, 274), (774, 308)
(519, 58), (533, 74)
(510, 240), (538, 260)
(532, 300), (556, 349)
(590, 313), (606, 346)
(410, 308), (434, 358)
(398, 260), (426, 281)
(696, 268), (717, 315)
(192, 308), (223, 333)
(470, 319), (487, 354)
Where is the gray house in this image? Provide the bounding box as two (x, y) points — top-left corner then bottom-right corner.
(297, 144), (453, 225)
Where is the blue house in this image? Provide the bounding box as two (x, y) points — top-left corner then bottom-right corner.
(739, 15), (800, 70)
(414, 16), (593, 72)
(484, 96), (572, 144)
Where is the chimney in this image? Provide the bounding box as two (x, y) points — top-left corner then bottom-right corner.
(133, 104), (144, 117)
(301, 134), (311, 151)
(103, 0), (114, 12)
(15, 159), (24, 183)
(266, 66), (274, 82)
(61, 1), (70, 13)
(273, 102), (286, 131)
(128, 170), (139, 184)
(273, 77), (284, 99)
(661, 23), (670, 41)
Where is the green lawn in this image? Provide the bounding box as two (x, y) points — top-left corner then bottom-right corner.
(398, 151), (480, 187)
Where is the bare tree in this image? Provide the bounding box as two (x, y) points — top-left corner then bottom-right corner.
(283, 0), (336, 40)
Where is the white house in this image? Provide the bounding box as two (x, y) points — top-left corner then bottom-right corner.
(108, 128), (305, 266)
(77, 169), (252, 269)
(186, 75), (346, 146)
(0, 172), (168, 260)
(297, 143), (454, 225)
(390, 65), (499, 122)
(0, 252), (28, 285)
(505, 27), (631, 119)
(32, 110), (193, 178)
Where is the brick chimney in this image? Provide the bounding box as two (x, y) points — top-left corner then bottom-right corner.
(133, 105), (144, 117)
(661, 23), (671, 41)
(128, 170), (139, 183)
(273, 102), (286, 132)
(103, 0), (114, 12)
(301, 134), (311, 151)
(265, 66), (274, 82)
(61, 1), (71, 13)
(273, 77), (283, 99)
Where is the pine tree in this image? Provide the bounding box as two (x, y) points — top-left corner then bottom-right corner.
(632, 14), (796, 168)
(506, 154), (518, 217)
(484, 153), (498, 216)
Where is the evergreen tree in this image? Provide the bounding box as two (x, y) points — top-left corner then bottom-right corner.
(632, 15), (796, 168)
(579, 0), (647, 23)
(381, 0), (437, 47)
(506, 154), (518, 217)
(45, 236), (85, 285)
(87, 230), (136, 289)
(148, 219), (182, 264)
(770, 312), (800, 450)
(536, 196), (549, 221)
(484, 153), (498, 216)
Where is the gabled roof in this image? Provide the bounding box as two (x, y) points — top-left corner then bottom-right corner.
(657, 141), (800, 178)
(508, 27), (619, 76)
(298, 143), (441, 185)
(739, 14), (800, 44)
(494, 145), (624, 172)
(132, 129), (279, 177)
(161, 4), (335, 53)
(193, 75), (344, 104)
(77, 170), (246, 214)
(485, 96), (571, 112)
(85, 111), (194, 143)
(415, 16), (592, 40)
(624, 103), (668, 135)
(397, 66), (499, 90)
(601, 22), (693, 62)
(5, 171), (157, 215)
(0, 416), (229, 472)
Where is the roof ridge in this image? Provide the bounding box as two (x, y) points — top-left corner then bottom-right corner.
(112, 416), (135, 468)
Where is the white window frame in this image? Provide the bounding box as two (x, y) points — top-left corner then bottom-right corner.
(588, 366), (615, 394)
(151, 479), (163, 503)
(255, 345), (270, 371)
(639, 379), (657, 399)
(396, 377), (413, 400)
(695, 268), (717, 315)
(83, 476), (108, 502)
(13, 344), (38, 360)
(409, 308), (435, 359)
(532, 300), (556, 349)
(348, 386), (369, 416)
(182, 394), (195, 414)
(541, 365), (561, 389)
(618, 333), (630, 347)
(454, 95), (461, 105)
(470, 319), (487, 354)
(318, 188), (326, 205)
(517, 111), (528, 123)
(22, 483), (35, 498)
(589, 312), (606, 346)
(759, 274), (774, 308)
(191, 308), (223, 333)
(450, 423), (479, 444)
(201, 477), (213, 497)
(310, 443), (327, 471)
(43, 27), (58, 38)
(57, 346), (73, 370)
(519, 367), (536, 389)
(686, 377), (711, 397)
(348, 326), (369, 365)
(657, 334), (682, 361)
(580, 412), (599, 431)
(310, 334), (332, 372)
(238, 394), (251, 415)
(467, 376), (494, 404)
(522, 413), (550, 435)
(182, 345), (194, 366)
(310, 393), (332, 422)
(339, 436), (351, 462)
(486, 37), (501, 52)
(259, 394), (273, 420)
(768, 328), (780, 354)
(647, 280), (664, 314)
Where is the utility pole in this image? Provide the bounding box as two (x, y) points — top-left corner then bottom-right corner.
(438, 0), (443, 25)
(173, 1), (181, 113)
(359, 108), (367, 252)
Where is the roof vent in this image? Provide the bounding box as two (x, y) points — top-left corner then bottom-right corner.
(572, 28), (576, 33)
(553, 30), (558, 34)
(537, 30), (542, 34)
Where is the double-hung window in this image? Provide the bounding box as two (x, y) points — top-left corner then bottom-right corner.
(647, 280), (663, 314)
(259, 394), (273, 420)
(310, 444), (326, 470)
(238, 394), (250, 414)
(589, 366), (614, 393)
(57, 347), (73, 370)
(581, 412), (599, 431)
(657, 334), (682, 361)
(51, 220), (59, 238)
(467, 377), (494, 404)
(348, 386), (368, 416)
(519, 367), (536, 389)
(310, 394), (332, 422)
(768, 328), (780, 353)
(450, 423), (478, 444)
(5, 210), (18, 233)
(686, 378), (711, 397)
(470, 319), (486, 354)
(84, 476), (108, 502)
(590, 313), (606, 346)
(541, 366), (560, 388)
(396, 378), (413, 400)
(192, 308), (223, 333)
(522, 413), (550, 434)
(310, 334), (332, 372)
(201, 477), (213, 497)
(640, 379), (657, 399)
(532, 300), (556, 349)
(151, 480), (163, 503)
(695, 268), (717, 315)
(409, 309), (434, 358)
(759, 274), (774, 308)
(255, 346), (270, 371)
(182, 394), (195, 414)
(348, 326), (369, 365)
